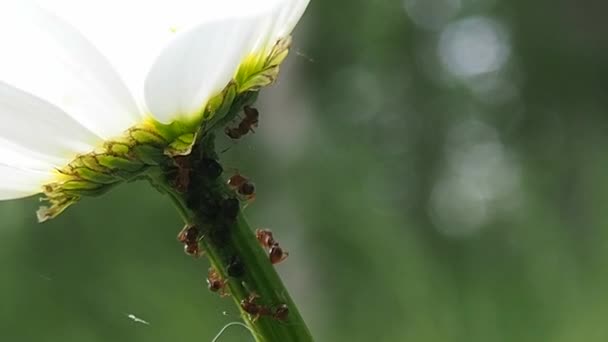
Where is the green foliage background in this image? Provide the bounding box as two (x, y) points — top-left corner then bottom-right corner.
(2, 1), (608, 341)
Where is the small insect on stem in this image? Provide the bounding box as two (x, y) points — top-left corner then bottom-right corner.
(177, 224), (203, 258)
(240, 293), (290, 322)
(269, 245), (289, 265)
(273, 304), (290, 321)
(227, 173), (256, 202)
(226, 255), (246, 278)
(218, 197), (240, 227)
(225, 106), (260, 140)
(172, 156), (191, 193)
(256, 228), (277, 248)
(255, 228), (289, 265)
(240, 293), (271, 322)
(206, 267), (229, 297)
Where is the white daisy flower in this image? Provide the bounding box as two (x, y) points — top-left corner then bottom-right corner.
(0, 0), (310, 221)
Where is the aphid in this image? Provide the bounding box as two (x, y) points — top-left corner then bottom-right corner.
(198, 197), (220, 221)
(227, 256), (246, 278)
(220, 198), (240, 222)
(256, 229), (277, 249)
(200, 158), (223, 180)
(225, 106), (260, 140)
(273, 304), (289, 321)
(240, 293), (271, 322)
(269, 245), (289, 265)
(209, 223), (231, 246)
(227, 173), (256, 202)
(172, 156), (191, 193)
(206, 268), (229, 297)
(177, 225), (202, 257)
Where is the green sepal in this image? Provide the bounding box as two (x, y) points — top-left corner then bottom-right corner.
(206, 82), (237, 122)
(96, 155), (145, 172)
(131, 144), (167, 165)
(109, 143), (130, 155)
(239, 65), (280, 92)
(165, 133), (196, 157)
(235, 56), (266, 87)
(73, 167), (121, 185)
(214, 83), (237, 119)
(61, 180), (105, 191)
(37, 196), (79, 223)
(62, 183), (118, 197)
(266, 36), (292, 67)
(206, 93), (226, 120)
(235, 36), (292, 92)
(80, 155), (106, 172)
(130, 128), (168, 147)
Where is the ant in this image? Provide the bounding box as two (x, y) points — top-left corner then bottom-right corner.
(256, 229), (277, 247)
(177, 225), (203, 257)
(225, 106), (259, 140)
(240, 293), (271, 322)
(269, 245), (289, 265)
(273, 304), (289, 321)
(240, 294), (290, 322)
(255, 229), (289, 265)
(227, 173), (256, 202)
(206, 268), (229, 297)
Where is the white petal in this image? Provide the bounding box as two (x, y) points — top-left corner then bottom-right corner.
(0, 164), (50, 200)
(35, 0), (277, 114)
(0, 1), (139, 139)
(144, 4), (284, 122)
(142, 0), (310, 122)
(250, 0), (311, 54)
(272, 0), (311, 40)
(0, 82), (101, 168)
(36, 0), (307, 123)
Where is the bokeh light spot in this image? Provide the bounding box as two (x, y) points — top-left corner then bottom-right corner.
(438, 17), (510, 78)
(430, 176), (489, 237)
(429, 120), (521, 237)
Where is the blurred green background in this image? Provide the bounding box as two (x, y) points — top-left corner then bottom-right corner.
(3, 0), (608, 341)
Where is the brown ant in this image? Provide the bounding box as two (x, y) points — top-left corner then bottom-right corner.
(206, 268), (229, 297)
(255, 228), (289, 265)
(177, 225), (202, 257)
(241, 293), (271, 322)
(225, 106), (259, 139)
(256, 229), (277, 248)
(227, 173), (256, 202)
(269, 245), (289, 265)
(273, 304), (289, 321)
(240, 294), (290, 322)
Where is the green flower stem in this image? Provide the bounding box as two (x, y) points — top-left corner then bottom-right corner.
(154, 138), (313, 342)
